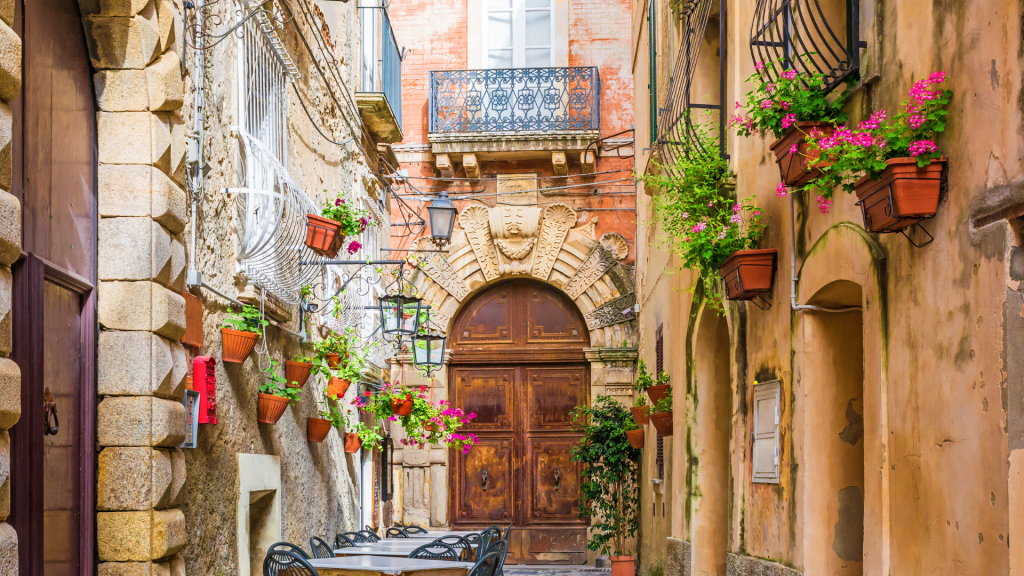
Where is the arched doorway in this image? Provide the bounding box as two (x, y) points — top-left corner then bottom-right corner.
(448, 279), (590, 564)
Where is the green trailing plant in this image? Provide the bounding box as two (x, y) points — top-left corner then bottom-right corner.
(260, 359), (300, 402)
(293, 354), (314, 364)
(352, 382), (478, 452)
(731, 56), (848, 140)
(633, 359), (668, 395)
(353, 420), (385, 450)
(570, 396), (641, 557)
(652, 390), (673, 414)
(222, 304), (268, 337)
(321, 193), (376, 255)
(644, 113), (766, 312)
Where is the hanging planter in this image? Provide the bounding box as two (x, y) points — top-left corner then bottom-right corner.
(327, 378), (351, 399)
(855, 158), (944, 234)
(646, 385), (670, 406)
(257, 393), (290, 424)
(307, 417), (333, 442)
(304, 214), (345, 258)
(629, 406), (649, 426)
(649, 411), (674, 436)
(770, 122), (834, 186)
(390, 397), (414, 416)
(325, 353), (341, 369)
(719, 249), (777, 301)
(344, 432), (362, 453)
(285, 360), (313, 389)
(625, 428), (645, 449)
(221, 328), (259, 364)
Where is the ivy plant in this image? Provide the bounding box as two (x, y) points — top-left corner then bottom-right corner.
(222, 304), (268, 337)
(570, 396), (641, 557)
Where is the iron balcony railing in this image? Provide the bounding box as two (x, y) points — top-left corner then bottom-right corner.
(358, 4), (403, 127)
(429, 67), (600, 134)
(381, 9), (402, 127)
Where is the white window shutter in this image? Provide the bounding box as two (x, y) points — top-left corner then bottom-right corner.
(753, 380), (781, 484)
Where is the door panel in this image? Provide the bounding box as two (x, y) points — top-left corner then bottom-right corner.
(525, 287), (586, 344)
(453, 367), (514, 431)
(525, 367), (586, 431)
(454, 287), (514, 345)
(526, 438), (581, 523)
(454, 438), (513, 523)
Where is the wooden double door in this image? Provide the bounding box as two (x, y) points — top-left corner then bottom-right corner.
(449, 280), (590, 564)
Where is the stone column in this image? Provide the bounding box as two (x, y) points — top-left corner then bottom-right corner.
(0, 1), (22, 572)
(81, 0), (190, 573)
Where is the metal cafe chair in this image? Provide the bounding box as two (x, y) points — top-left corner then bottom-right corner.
(309, 536), (335, 559)
(386, 527), (409, 538)
(357, 529), (381, 542)
(432, 535), (474, 561)
(264, 549), (319, 576)
(468, 550), (503, 576)
(403, 524), (429, 534)
(341, 531), (371, 544)
(335, 533), (359, 548)
(482, 539), (508, 576)
(463, 533), (481, 560)
(408, 542), (460, 561)
(267, 542), (310, 560)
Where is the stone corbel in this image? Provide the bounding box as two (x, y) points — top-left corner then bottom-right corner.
(580, 150), (595, 173)
(436, 154), (454, 179)
(552, 152), (568, 176)
(463, 154), (481, 179)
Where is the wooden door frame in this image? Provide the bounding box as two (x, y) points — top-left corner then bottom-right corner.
(11, 255), (98, 575)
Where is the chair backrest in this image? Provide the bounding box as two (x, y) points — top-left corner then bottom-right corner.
(385, 527), (408, 538)
(309, 536), (335, 559)
(404, 525), (429, 534)
(357, 529), (380, 542)
(336, 533), (358, 548)
(469, 550), (503, 576)
(502, 524), (513, 541)
(408, 542), (460, 561)
(342, 531), (371, 544)
(483, 539), (508, 576)
(268, 542), (310, 560)
(263, 550), (319, 576)
(433, 536), (473, 561)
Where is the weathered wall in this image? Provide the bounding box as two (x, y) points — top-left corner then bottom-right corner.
(634, 0), (1024, 574)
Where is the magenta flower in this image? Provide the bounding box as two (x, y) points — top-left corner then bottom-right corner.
(776, 183), (788, 197)
(730, 213), (742, 224)
(732, 204), (742, 212)
(816, 195), (833, 214)
(781, 113), (797, 129)
(928, 71), (947, 84)
(781, 69), (797, 80)
(761, 99), (773, 110)
(682, 211), (689, 219)
(755, 61), (765, 71)
(789, 143), (798, 154)
(347, 240), (362, 255)
(908, 139), (938, 157)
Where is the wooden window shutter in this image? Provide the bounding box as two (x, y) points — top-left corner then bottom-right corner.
(655, 323), (665, 480)
(752, 380), (781, 483)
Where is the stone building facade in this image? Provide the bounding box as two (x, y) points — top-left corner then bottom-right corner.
(632, 0), (1024, 575)
(3, 0), (401, 573)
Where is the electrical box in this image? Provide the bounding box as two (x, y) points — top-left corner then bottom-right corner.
(194, 356), (218, 424)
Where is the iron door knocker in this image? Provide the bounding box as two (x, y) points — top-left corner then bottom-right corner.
(43, 388), (59, 436)
(481, 469), (489, 491)
(553, 467), (561, 491)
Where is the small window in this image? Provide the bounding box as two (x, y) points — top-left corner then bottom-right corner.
(753, 380), (781, 484)
(484, 0), (553, 68)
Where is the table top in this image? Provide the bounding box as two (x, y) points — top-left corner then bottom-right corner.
(394, 531), (480, 539)
(308, 555), (474, 575)
(336, 547), (420, 557)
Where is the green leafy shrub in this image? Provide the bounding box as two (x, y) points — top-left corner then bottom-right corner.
(222, 304), (268, 337)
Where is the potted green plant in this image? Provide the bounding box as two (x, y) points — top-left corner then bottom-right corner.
(634, 359), (670, 407)
(630, 395), (649, 426)
(305, 193), (376, 257)
(221, 305), (268, 364)
(351, 419), (384, 451)
(353, 383), (478, 452)
(645, 114), (770, 311)
(257, 359), (299, 425)
(313, 332), (347, 368)
(732, 56), (848, 186)
(805, 72), (951, 229)
(570, 396), (641, 576)
(286, 355), (314, 389)
(308, 402), (345, 443)
(649, 392), (673, 437)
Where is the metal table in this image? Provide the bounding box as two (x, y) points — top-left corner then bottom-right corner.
(308, 555), (474, 576)
(336, 547), (422, 558)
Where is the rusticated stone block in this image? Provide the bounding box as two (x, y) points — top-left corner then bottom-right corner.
(97, 447), (175, 511)
(80, 0), (151, 17)
(83, 17), (148, 70)
(137, 1), (161, 65)
(168, 449), (185, 508)
(145, 52), (183, 112)
(0, 431), (8, 522)
(94, 69), (149, 111)
(98, 281), (185, 339)
(98, 112), (152, 164)
(0, 523), (16, 575)
(0, 22), (21, 105)
(0, 101), (10, 192)
(0, 0), (12, 27)
(151, 284), (185, 340)
(0, 190), (19, 265)
(167, 113), (185, 185)
(98, 165), (186, 234)
(98, 331), (186, 399)
(0, 265), (11, 357)
(0, 358), (19, 429)
(97, 508), (184, 561)
(151, 113), (171, 175)
(155, 0), (178, 54)
(168, 236), (185, 293)
(97, 396), (185, 448)
(169, 555), (184, 576)
(152, 168), (186, 233)
(99, 217), (153, 281)
(98, 562), (158, 576)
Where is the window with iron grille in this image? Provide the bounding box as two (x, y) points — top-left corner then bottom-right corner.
(648, 0), (657, 146)
(655, 323), (665, 480)
(749, 0), (864, 95)
(239, 16), (289, 173)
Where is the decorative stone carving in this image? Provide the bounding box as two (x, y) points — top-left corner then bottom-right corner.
(412, 238), (470, 301)
(488, 204), (542, 275)
(577, 217), (598, 239)
(431, 309), (453, 334)
(496, 173), (538, 204)
(495, 238), (536, 260)
(532, 203), (577, 280)
(458, 204), (501, 280)
(583, 292), (636, 330)
(606, 386), (633, 398)
(564, 245), (618, 300)
(600, 232), (629, 261)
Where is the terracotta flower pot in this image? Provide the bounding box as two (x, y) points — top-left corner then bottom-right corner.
(285, 361), (313, 389)
(770, 121), (835, 186)
(257, 393), (289, 424)
(630, 406), (649, 425)
(327, 378), (351, 399)
(625, 429), (645, 449)
(222, 328), (259, 364)
(305, 214), (345, 258)
(307, 417), (332, 442)
(610, 555), (635, 576)
(649, 411), (674, 436)
(391, 397), (414, 416)
(325, 353), (341, 369)
(718, 249), (778, 301)
(344, 432), (362, 453)
(855, 157), (945, 233)
(646, 384), (670, 406)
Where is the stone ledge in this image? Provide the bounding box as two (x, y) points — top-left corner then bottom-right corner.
(355, 92), (403, 143)
(429, 130), (600, 157)
(726, 553), (802, 576)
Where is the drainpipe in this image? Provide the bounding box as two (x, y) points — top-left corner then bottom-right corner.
(788, 193), (862, 313)
(185, 2), (205, 291)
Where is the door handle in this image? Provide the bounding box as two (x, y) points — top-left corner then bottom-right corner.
(43, 388), (59, 436)
(553, 467), (561, 491)
(481, 469), (489, 491)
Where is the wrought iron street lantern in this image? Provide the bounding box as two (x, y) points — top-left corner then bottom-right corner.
(412, 319), (446, 370)
(427, 190), (457, 248)
(377, 292), (423, 337)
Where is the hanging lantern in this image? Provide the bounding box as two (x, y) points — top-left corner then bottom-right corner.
(412, 331), (446, 369)
(427, 190), (457, 249)
(377, 293), (423, 336)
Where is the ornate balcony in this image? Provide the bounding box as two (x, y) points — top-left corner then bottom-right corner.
(428, 67), (600, 166)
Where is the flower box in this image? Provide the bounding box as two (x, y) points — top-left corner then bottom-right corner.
(307, 417), (332, 442)
(625, 429), (645, 449)
(719, 249), (777, 301)
(285, 361), (312, 389)
(855, 158), (944, 233)
(327, 378), (351, 399)
(629, 406), (649, 426)
(257, 393), (289, 424)
(222, 328), (259, 364)
(344, 432), (362, 453)
(770, 122), (834, 186)
(305, 214), (345, 258)
(649, 411), (674, 436)
(646, 385), (670, 406)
